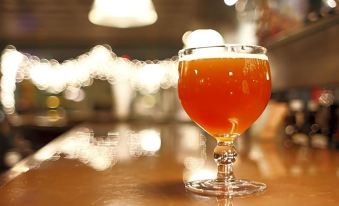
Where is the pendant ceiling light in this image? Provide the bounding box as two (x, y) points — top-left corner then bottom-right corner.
(88, 0), (158, 28)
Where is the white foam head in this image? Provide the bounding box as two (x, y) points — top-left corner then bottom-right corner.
(179, 46), (268, 61)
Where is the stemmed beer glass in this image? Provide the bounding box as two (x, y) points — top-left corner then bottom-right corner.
(178, 45), (271, 196)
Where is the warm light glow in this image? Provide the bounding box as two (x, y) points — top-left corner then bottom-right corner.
(224, 0), (238, 6)
(33, 126), (163, 171)
(4, 151), (21, 167)
(237, 21), (257, 45)
(140, 129), (161, 152)
(46, 96), (60, 108)
(10, 162), (30, 173)
(112, 81), (133, 120)
(0, 45), (179, 114)
(182, 29), (224, 48)
(64, 87), (85, 102)
(136, 64), (165, 94)
(58, 129), (119, 171)
(34, 146), (57, 161)
(184, 157), (205, 170)
(88, 0), (158, 28)
(0, 46), (24, 114)
(186, 169), (216, 182)
(327, 0), (337, 8)
(319, 90), (334, 106)
(178, 125), (202, 150)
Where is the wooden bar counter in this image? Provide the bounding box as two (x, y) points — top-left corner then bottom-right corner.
(0, 122), (338, 206)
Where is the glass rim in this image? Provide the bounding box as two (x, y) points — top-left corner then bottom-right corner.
(178, 44), (267, 58)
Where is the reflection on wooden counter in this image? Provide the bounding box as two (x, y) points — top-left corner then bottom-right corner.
(0, 123), (339, 206)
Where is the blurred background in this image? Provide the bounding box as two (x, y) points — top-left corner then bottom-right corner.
(0, 0), (338, 172)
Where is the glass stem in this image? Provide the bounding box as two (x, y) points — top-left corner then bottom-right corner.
(217, 196), (233, 206)
(214, 140), (237, 182)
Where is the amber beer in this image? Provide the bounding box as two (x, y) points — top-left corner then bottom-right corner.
(178, 55), (271, 140)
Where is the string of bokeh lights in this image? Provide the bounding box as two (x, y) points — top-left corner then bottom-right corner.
(0, 45), (179, 114)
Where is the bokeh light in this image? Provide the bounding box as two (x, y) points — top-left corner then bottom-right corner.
(0, 45), (179, 114)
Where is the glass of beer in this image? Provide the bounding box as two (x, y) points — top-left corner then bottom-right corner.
(178, 45), (271, 196)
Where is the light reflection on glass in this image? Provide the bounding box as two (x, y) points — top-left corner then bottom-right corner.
(216, 197), (234, 206)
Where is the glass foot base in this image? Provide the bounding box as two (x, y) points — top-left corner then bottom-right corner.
(185, 179), (266, 197)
